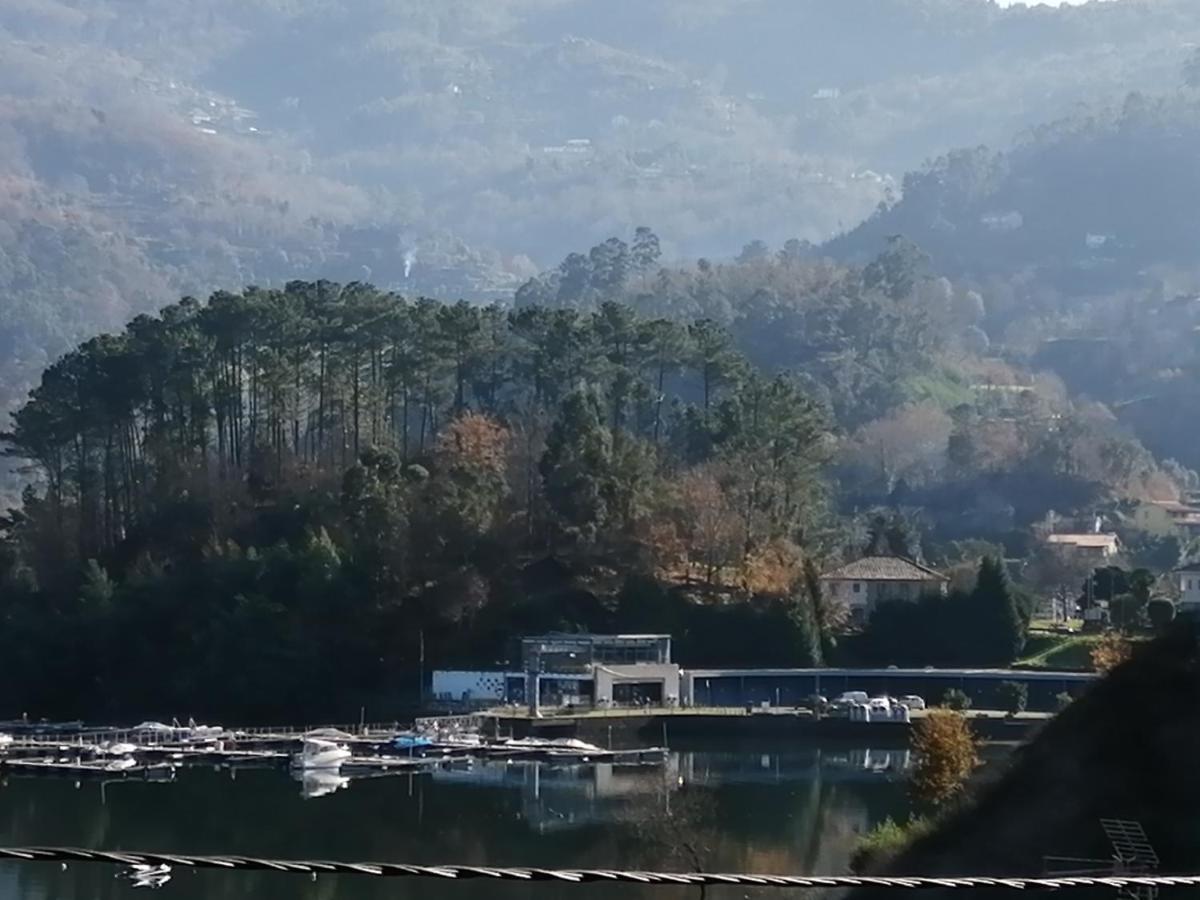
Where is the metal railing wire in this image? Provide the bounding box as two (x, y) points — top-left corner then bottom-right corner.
(0, 847), (1198, 890)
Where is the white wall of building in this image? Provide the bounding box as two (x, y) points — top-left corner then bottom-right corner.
(593, 663), (680, 705)
(823, 578), (943, 622)
(1178, 572), (1200, 615)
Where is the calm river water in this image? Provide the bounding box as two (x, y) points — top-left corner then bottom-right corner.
(0, 740), (913, 900)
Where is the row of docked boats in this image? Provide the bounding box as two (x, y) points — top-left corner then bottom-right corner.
(0, 722), (666, 784)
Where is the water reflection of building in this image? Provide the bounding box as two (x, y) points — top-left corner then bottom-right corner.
(679, 748), (911, 786)
(429, 748), (908, 832)
(433, 758), (679, 832)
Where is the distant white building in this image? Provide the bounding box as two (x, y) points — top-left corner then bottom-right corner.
(981, 210), (1024, 232)
(819, 556), (949, 626)
(1174, 563), (1200, 617)
(1133, 500), (1200, 538)
(1046, 532), (1121, 562)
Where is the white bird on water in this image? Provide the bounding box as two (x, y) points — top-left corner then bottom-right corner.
(119, 864), (172, 889)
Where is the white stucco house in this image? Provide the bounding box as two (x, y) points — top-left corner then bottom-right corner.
(819, 555), (949, 626)
(1173, 562), (1200, 617)
(1045, 532), (1121, 562)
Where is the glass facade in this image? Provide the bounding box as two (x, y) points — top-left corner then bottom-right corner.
(520, 634), (672, 672)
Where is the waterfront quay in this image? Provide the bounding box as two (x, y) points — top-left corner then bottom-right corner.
(486, 704), (1055, 744)
(433, 633), (1097, 717)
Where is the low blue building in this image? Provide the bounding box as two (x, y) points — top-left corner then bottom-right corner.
(682, 666), (1096, 712)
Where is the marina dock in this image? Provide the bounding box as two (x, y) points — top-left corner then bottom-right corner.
(0, 717), (668, 781)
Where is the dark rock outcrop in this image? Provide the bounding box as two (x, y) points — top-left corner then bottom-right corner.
(850, 626), (1200, 900)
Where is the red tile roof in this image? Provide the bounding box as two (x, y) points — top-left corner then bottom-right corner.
(820, 555), (948, 582)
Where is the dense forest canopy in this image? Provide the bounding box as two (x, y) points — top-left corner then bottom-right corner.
(0, 231), (1189, 717)
(0, 278), (842, 717)
(4, 0), (1200, 494)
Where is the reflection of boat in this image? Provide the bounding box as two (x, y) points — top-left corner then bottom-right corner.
(296, 769), (351, 799)
(291, 738), (352, 770)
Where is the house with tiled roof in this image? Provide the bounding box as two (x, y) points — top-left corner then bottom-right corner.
(1045, 532), (1121, 561)
(1173, 562), (1200, 618)
(819, 555), (949, 625)
(1134, 500), (1200, 538)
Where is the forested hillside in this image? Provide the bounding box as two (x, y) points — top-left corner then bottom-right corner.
(8, 0), (1200, 716)
(0, 280), (838, 717)
(830, 92), (1200, 287)
(517, 231), (1184, 547)
(4, 0), (1200, 496)
(828, 91), (1200, 473)
(0, 234), (1185, 716)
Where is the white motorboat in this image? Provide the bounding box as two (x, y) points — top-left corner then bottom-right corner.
(0, 733), (12, 750)
(105, 757), (139, 772)
(133, 721), (225, 743)
(547, 737), (604, 753)
(291, 737), (352, 770)
(100, 741), (139, 756)
(501, 736), (605, 754)
(304, 727), (356, 741)
(436, 731), (484, 747)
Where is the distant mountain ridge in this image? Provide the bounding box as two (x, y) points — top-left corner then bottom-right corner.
(827, 92), (1200, 289)
(4, 0), (1200, 508)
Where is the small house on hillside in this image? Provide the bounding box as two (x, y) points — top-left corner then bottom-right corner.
(1133, 500), (1200, 538)
(1173, 562), (1200, 618)
(819, 556), (949, 626)
(1045, 532), (1121, 562)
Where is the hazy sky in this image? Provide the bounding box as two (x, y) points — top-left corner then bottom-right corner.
(995, 0), (1117, 5)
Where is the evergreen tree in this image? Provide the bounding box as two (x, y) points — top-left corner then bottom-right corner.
(789, 576), (825, 667)
(539, 388), (614, 547)
(971, 557), (1025, 665)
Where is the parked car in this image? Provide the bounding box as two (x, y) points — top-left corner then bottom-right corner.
(834, 691), (869, 706)
(868, 696), (892, 713)
(900, 695), (926, 710)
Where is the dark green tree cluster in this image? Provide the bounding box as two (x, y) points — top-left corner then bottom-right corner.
(1079, 565), (1156, 633)
(517, 231), (947, 427)
(0, 284), (830, 719)
(851, 558), (1027, 667)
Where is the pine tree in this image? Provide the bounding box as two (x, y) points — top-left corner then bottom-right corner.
(789, 575), (825, 667)
(971, 557), (1025, 665)
(539, 388), (613, 547)
(79, 558), (115, 614)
